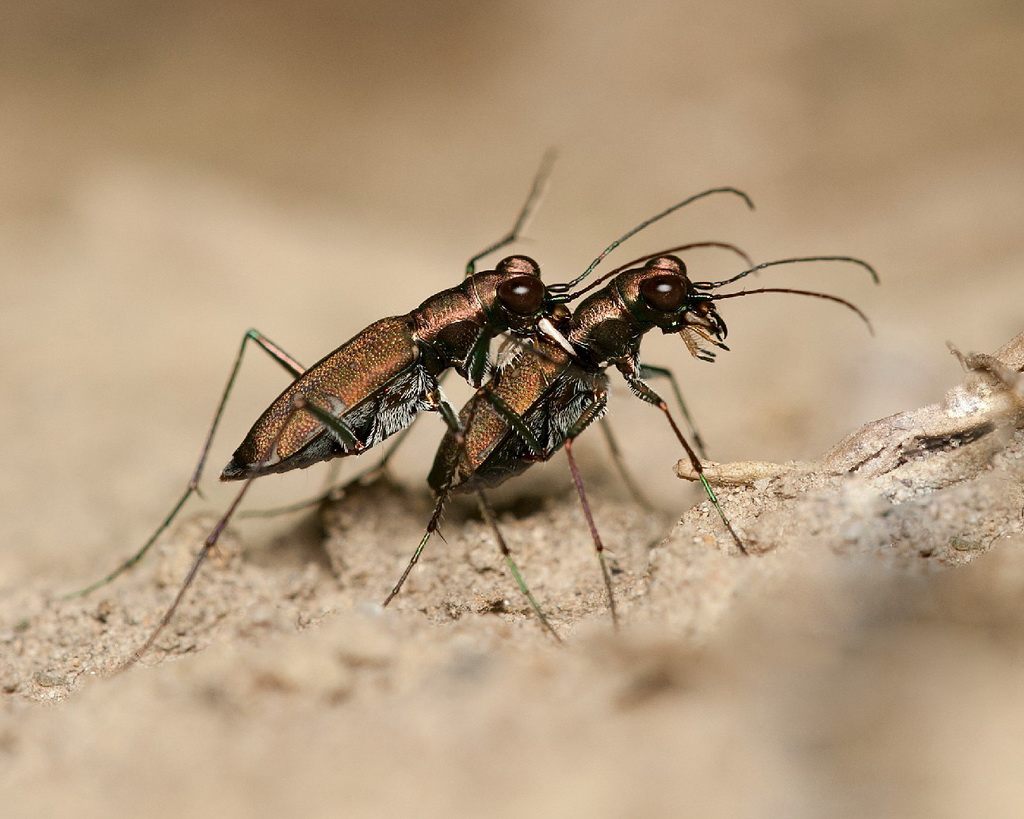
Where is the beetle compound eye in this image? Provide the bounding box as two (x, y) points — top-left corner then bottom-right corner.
(640, 274), (686, 313)
(498, 275), (545, 315)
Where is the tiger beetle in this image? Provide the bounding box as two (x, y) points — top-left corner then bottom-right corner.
(73, 156), (563, 662)
(382, 239), (758, 638)
(416, 249), (878, 635)
(75, 151), (757, 662)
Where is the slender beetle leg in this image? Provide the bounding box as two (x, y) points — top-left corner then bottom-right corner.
(123, 389), (335, 666)
(385, 386), (563, 643)
(619, 365), (747, 555)
(69, 330), (307, 599)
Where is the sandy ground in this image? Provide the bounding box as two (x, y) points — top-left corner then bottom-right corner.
(3, 3), (1024, 817)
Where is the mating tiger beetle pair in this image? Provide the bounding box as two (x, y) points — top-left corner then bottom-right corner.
(71, 158), (878, 659)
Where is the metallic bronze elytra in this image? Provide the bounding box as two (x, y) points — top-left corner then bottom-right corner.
(429, 329), (602, 495)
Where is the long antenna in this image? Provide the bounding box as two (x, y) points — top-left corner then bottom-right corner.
(548, 187), (755, 294)
(710, 287), (875, 334)
(693, 255), (879, 290)
(560, 240), (755, 302)
(465, 149), (557, 276)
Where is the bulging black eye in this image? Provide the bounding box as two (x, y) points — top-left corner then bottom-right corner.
(640, 274), (686, 313)
(497, 275), (545, 315)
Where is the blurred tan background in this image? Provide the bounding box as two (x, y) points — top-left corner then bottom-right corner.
(2, 2), (1024, 817)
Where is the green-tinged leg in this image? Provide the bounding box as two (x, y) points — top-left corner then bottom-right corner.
(68, 329), (306, 598)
